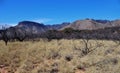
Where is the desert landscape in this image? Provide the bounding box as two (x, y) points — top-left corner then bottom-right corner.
(0, 0), (120, 73)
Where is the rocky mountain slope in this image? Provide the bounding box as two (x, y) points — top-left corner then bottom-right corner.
(62, 19), (120, 30)
(15, 21), (70, 34)
(16, 21), (47, 34)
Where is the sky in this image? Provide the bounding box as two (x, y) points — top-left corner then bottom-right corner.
(0, 0), (120, 25)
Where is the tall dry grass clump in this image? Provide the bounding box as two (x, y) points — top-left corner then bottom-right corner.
(0, 39), (120, 73)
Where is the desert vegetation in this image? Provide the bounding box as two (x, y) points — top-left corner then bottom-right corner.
(1, 26), (120, 45)
(0, 39), (120, 73)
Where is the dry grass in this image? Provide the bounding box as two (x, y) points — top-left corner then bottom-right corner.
(0, 39), (120, 73)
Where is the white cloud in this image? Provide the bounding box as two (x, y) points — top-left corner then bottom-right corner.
(0, 18), (53, 27)
(32, 18), (53, 24)
(0, 23), (17, 26)
(9, 23), (17, 26)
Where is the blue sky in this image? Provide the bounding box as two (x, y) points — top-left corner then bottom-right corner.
(0, 0), (120, 25)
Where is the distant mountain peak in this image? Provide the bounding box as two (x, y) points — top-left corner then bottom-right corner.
(0, 24), (12, 30)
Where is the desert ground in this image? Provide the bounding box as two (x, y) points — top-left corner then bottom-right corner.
(0, 39), (120, 73)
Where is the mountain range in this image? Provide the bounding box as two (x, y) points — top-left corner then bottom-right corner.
(16, 18), (120, 32)
(1, 18), (120, 34)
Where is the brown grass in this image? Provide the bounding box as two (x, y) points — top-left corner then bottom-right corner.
(0, 39), (120, 73)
